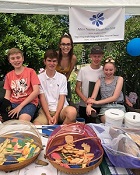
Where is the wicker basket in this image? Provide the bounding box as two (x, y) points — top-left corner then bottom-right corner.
(0, 120), (42, 172)
(45, 123), (104, 174)
(49, 157), (103, 174)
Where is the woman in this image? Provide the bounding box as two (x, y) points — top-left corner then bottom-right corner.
(56, 33), (77, 80)
(86, 57), (126, 123)
(56, 33), (77, 102)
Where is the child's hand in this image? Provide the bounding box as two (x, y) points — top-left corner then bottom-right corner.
(86, 105), (96, 116)
(87, 98), (93, 104)
(48, 116), (57, 125)
(8, 105), (22, 118)
(87, 98), (97, 105)
(48, 116), (54, 125)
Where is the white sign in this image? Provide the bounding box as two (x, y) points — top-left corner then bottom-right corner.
(69, 7), (125, 43)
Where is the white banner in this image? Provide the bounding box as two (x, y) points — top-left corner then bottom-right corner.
(69, 7), (125, 43)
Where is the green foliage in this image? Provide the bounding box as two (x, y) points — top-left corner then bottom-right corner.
(0, 14), (140, 104)
(0, 14), (69, 78)
(73, 44), (84, 64)
(69, 72), (80, 103)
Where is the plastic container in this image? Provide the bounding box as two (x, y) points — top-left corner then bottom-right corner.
(105, 109), (124, 127)
(124, 112), (140, 129)
(76, 117), (85, 123)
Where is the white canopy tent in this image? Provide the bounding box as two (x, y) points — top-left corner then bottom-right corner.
(0, 0), (140, 15)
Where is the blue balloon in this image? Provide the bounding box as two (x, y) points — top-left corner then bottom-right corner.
(126, 38), (140, 56)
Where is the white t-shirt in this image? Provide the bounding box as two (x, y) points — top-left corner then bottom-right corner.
(77, 65), (103, 107)
(38, 71), (69, 111)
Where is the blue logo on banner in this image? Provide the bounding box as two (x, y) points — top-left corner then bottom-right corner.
(89, 13), (104, 27)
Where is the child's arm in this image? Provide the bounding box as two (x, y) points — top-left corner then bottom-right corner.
(8, 85), (39, 117)
(4, 89), (11, 100)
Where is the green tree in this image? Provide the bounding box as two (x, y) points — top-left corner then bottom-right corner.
(0, 14), (140, 104)
(0, 14), (69, 79)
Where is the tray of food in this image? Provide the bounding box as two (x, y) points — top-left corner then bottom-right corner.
(45, 123), (103, 174)
(0, 120), (42, 172)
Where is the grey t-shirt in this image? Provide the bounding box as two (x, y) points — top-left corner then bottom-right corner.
(100, 76), (124, 102)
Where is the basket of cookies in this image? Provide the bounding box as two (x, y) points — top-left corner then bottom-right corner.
(45, 123), (103, 174)
(0, 120), (42, 172)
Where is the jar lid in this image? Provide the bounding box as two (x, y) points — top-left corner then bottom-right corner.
(105, 109), (124, 120)
(125, 112), (140, 123)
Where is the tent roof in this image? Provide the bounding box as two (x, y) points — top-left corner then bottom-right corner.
(0, 0), (140, 15)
